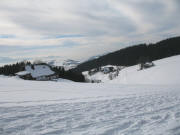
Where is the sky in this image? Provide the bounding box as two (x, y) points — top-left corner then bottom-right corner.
(0, 0), (180, 63)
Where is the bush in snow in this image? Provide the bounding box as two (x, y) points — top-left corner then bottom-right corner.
(138, 57), (155, 70)
(108, 71), (119, 80)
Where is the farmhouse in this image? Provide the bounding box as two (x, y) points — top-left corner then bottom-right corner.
(16, 64), (58, 81)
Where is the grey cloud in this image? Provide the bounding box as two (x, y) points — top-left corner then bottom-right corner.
(0, 57), (16, 63)
(1, 0), (179, 37)
(0, 0), (180, 60)
(0, 0), (137, 37)
(133, 1), (180, 26)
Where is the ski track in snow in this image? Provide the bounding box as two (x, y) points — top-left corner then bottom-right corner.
(0, 91), (180, 135)
(1, 55), (180, 135)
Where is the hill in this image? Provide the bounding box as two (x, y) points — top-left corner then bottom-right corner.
(73, 36), (180, 73)
(83, 55), (180, 84)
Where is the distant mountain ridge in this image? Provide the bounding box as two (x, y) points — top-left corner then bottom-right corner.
(73, 36), (180, 73)
(46, 59), (80, 71)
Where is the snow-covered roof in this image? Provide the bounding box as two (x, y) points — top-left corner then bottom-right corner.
(16, 71), (30, 76)
(25, 65), (55, 78)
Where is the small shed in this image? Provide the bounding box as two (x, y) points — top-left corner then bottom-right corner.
(101, 66), (114, 74)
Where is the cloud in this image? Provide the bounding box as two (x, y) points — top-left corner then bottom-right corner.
(0, 0), (180, 61)
(0, 34), (15, 39)
(0, 56), (17, 64)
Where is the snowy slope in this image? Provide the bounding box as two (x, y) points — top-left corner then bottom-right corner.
(112, 55), (180, 84)
(84, 55), (180, 84)
(0, 55), (180, 135)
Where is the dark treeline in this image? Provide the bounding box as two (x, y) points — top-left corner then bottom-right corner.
(52, 66), (85, 82)
(0, 61), (85, 82)
(0, 61), (27, 76)
(73, 36), (180, 73)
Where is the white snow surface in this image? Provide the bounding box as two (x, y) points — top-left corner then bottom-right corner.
(84, 55), (180, 85)
(111, 55), (180, 84)
(15, 71), (30, 76)
(25, 65), (55, 78)
(0, 55), (180, 135)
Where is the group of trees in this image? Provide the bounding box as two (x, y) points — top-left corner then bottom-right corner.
(73, 36), (180, 73)
(0, 61), (85, 82)
(0, 61), (27, 76)
(138, 56), (155, 70)
(52, 66), (85, 82)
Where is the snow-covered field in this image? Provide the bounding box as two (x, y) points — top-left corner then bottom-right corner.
(0, 55), (180, 135)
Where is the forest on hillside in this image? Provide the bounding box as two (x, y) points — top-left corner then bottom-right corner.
(73, 36), (180, 73)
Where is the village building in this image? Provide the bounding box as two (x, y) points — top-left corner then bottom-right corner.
(16, 64), (58, 81)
